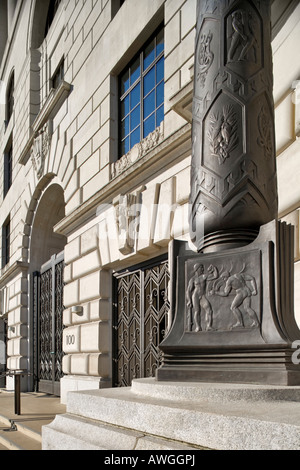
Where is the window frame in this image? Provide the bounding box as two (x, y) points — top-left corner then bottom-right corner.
(6, 72), (14, 125)
(44, 0), (62, 38)
(118, 24), (164, 158)
(3, 141), (12, 198)
(51, 58), (64, 90)
(2, 216), (10, 269)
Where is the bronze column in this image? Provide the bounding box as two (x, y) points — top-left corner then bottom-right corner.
(190, 0), (278, 252)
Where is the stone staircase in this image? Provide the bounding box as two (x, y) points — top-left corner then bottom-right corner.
(42, 378), (300, 450)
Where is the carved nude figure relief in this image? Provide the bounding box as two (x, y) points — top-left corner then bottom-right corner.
(186, 263), (218, 332)
(185, 258), (260, 333)
(211, 268), (259, 329)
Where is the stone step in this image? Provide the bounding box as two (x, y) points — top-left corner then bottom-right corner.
(42, 379), (300, 450)
(42, 412), (203, 451)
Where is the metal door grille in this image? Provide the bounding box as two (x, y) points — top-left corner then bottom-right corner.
(40, 268), (52, 382)
(33, 252), (64, 395)
(113, 259), (170, 387)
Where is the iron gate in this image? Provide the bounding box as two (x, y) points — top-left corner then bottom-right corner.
(33, 252), (64, 395)
(113, 258), (170, 387)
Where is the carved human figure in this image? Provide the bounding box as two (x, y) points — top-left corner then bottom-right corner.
(186, 264), (218, 332)
(228, 10), (256, 63)
(212, 270), (259, 329)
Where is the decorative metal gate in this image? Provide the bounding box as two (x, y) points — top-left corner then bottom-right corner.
(33, 252), (64, 396)
(113, 258), (170, 387)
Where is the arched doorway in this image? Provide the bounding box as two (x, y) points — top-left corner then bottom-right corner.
(30, 183), (66, 395)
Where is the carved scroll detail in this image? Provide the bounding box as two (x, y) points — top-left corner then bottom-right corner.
(197, 31), (214, 87)
(257, 105), (273, 159)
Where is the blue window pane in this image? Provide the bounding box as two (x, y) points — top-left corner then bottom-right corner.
(156, 57), (164, 83)
(144, 90), (155, 119)
(130, 105), (140, 131)
(130, 83), (140, 109)
(130, 126), (140, 148)
(143, 67), (155, 97)
(156, 82), (164, 108)
(121, 69), (129, 95)
(130, 57), (140, 85)
(156, 29), (164, 56)
(156, 105), (164, 126)
(121, 137), (130, 155)
(144, 39), (155, 70)
(121, 116), (129, 138)
(121, 94), (130, 117)
(144, 113), (155, 138)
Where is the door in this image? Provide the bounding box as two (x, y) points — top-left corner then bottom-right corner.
(33, 252), (64, 395)
(113, 258), (170, 387)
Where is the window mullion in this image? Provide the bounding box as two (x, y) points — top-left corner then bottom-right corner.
(140, 53), (143, 142)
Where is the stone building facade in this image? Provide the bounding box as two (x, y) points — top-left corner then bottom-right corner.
(0, 0), (299, 401)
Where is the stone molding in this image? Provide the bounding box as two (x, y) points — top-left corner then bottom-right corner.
(111, 122), (164, 179)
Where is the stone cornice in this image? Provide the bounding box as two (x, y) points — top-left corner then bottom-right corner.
(54, 122), (192, 237)
(0, 260), (29, 288)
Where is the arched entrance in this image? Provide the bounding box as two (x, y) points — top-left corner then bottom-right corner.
(30, 183), (66, 395)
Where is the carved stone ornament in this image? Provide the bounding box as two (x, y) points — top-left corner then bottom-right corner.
(31, 123), (52, 178)
(111, 122), (164, 179)
(113, 190), (143, 255)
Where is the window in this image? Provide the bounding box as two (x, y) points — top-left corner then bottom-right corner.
(52, 59), (64, 89)
(2, 217), (10, 269)
(119, 26), (164, 156)
(6, 73), (14, 125)
(44, 0), (62, 37)
(3, 142), (12, 198)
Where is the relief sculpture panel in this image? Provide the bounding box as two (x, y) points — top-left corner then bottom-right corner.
(225, 3), (262, 79)
(185, 250), (261, 333)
